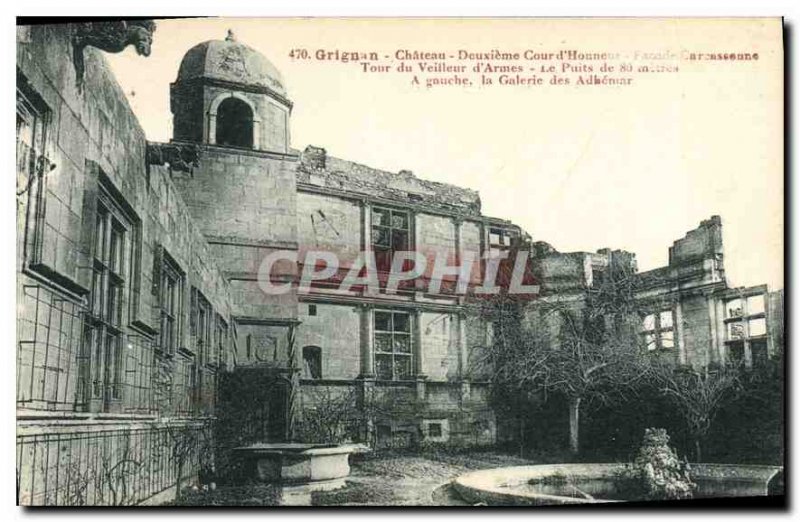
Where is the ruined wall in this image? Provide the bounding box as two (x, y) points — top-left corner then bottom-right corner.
(297, 146), (482, 216)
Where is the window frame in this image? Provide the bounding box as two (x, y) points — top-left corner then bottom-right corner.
(723, 292), (768, 365)
(82, 185), (134, 413)
(157, 249), (185, 356)
(215, 314), (228, 368)
(190, 288), (214, 366)
(373, 309), (414, 381)
(16, 80), (55, 279)
(488, 226), (517, 257)
(371, 206), (411, 274)
(640, 309), (675, 352)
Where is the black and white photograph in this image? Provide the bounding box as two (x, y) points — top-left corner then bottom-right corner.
(11, 10), (787, 510)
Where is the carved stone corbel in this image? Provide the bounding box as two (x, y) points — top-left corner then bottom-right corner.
(71, 20), (157, 91)
(146, 141), (200, 174)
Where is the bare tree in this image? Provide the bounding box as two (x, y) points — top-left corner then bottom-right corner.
(648, 361), (741, 462)
(296, 385), (391, 446)
(484, 259), (650, 455)
(162, 419), (210, 501)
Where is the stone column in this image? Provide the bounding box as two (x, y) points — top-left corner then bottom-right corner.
(705, 294), (718, 368)
(675, 300), (687, 365)
(359, 199), (374, 294)
(458, 312), (471, 402)
(252, 117), (262, 150)
(206, 111), (217, 144)
(452, 217), (462, 265)
(742, 296), (753, 369)
(413, 310), (426, 400)
(715, 299), (727, 363)
(359, 303), (375, 378)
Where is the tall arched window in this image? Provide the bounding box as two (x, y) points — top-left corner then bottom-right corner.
(215, 97), (254, 148)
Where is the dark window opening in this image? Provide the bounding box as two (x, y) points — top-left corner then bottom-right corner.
(216, 97), (254, 148)
(728, 341), (744, 364)
(308, 304), (317, 316)
(372, 207), (410, 274)
(302, 346), (322, 379)
(751, 339), (768, 367)
(428, 422), (442, 438)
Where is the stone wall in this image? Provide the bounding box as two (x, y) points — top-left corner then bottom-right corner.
(16, 23), (233, 505)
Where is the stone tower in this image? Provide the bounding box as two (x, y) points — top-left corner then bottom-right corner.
(166, 32), (300, 376)
(170, 30), (292, 153)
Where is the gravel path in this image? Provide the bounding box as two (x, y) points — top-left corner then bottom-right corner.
(172, 451), (535, 506)
(313, 451), (534, 506)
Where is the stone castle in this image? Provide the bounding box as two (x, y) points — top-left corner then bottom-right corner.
(16, 22), (782, 505)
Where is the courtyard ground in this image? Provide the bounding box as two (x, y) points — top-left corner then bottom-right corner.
(171, 448), (548, 506)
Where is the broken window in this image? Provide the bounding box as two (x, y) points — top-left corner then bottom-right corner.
(488, 226), (517, 257)
(725, 293), (768, 365)
(302, 346), (322, 379)
(724, 292), (769, 366)
(374, 310), (413, 381)
(372, 207), (410, 273)
(216, 97), (254, 148)
(640, 309), (675, 351)
(751, 338), (768, 367)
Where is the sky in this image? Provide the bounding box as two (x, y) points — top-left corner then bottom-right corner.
(105, 17), (784, 290)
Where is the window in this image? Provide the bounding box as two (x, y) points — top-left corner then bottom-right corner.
(640, 309), (675, 351)
(488, 227), (516, 257)
(724, 293), (768, 365)
(216, 316), (228, 368)
(751, 338), (768, 368)
(191, 288), (213, 365)
(216, 97), (254, 148)
(157, 250), (183, 355)
(302, 346), (322, 379)
(83, 189), (132, 411)
(16, 83), (51, 267)
(308, 304), (317, 316)
(422, 419), (449, 442)
(16, 87), (47, 208)
(374, 310), (413, 380)
(372, 207), (410, 273)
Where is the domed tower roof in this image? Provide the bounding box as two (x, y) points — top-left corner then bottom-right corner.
(176, 30), (286, 96)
